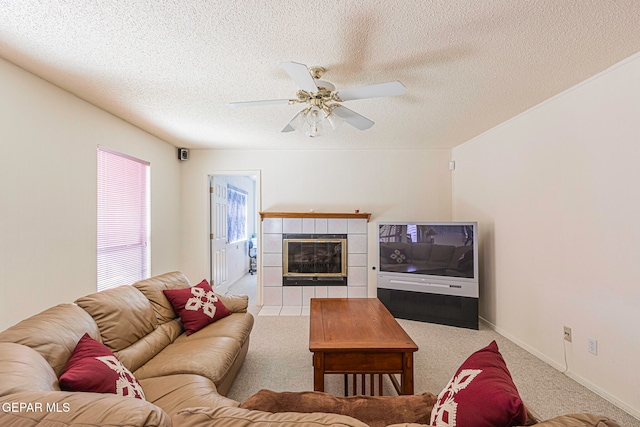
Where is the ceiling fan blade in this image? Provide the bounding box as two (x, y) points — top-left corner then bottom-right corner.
(280, 61), (318, 93)
(335, 81), (405, 101)
(281, 112), (302, 132)
(332, 106), (374, 130)
(227, 99), (291, 108)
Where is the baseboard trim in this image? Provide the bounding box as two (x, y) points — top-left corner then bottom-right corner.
(479, 316), (640, 421)
(562, 370), (640, 421)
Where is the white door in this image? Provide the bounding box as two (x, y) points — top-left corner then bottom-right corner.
(210, 176), (228, 289)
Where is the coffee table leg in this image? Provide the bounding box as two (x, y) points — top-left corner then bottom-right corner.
(402, 352), (414, 394)
(313, 352), (325, 392)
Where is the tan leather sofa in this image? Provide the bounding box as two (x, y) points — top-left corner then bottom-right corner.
(0, 271), (625, 427)
(0, 271), (253, 426)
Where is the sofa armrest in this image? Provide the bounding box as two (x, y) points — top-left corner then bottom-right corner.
(0, 391), (170, 427)
(219, 294), (249, 313)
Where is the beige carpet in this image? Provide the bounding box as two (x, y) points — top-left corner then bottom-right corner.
(224, 275), (639, 426)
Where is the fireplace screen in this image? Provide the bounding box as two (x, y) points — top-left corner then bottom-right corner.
(282, 235), (347, 285)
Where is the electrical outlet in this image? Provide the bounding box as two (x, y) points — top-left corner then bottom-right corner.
(564, 326), (572, 342)
(588, 338), (598, 355)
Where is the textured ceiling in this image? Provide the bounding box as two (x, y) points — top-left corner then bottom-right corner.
(1, 1), (639, 150)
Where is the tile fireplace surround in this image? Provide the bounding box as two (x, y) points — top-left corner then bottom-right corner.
(260, 212), (370, 306)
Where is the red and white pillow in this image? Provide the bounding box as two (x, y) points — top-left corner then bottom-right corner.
(163, 279), (231, 335)
(430, 340), (527, 427)
(59, 333), (145, 399)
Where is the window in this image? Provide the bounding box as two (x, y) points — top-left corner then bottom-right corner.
(227, 185), (248, 243)
(97, 147), (150, 291)
(407, 224), (417, 242)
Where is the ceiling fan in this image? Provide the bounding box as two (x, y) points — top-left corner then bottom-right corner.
(227, 61), (405, 137)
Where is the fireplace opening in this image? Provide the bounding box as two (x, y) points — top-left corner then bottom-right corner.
(282, 234), (347, 286)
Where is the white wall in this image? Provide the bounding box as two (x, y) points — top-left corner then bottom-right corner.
(452, 53), (640, 416)
(0, 58), (182, 331)
(181, 149), (453, 297)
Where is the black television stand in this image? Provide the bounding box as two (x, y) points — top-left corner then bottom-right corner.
(377, 287), (479, 330)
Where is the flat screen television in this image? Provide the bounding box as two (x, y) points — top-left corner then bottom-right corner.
(377, 222), (478, 298)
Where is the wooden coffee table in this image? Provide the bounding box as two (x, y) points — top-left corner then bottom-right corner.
(309, 298), (418, 395)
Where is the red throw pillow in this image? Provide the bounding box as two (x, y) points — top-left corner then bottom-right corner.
(163, 279), (231, 335)
(59, 333), (145, 399)
(430, 340), (527, 427)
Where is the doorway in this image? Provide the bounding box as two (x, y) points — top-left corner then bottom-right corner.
(209, 171), (260, 305)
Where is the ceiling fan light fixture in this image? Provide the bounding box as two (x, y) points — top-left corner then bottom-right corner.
(302, 106), (325, 138)
(296, 104), (344, 137)
(305, 106), (323, 125)
(229, 61), (405, 137)
(304, 123), (323, 138)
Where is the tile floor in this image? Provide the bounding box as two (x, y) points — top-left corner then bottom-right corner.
(227, 273), (315, 316)
(258, 305), (310, 316)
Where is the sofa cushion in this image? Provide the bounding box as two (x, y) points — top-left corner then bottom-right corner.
(133, 271), (192, 324)
(139, 374), (239, 417)
(164, 279), (231, 335)
(173, 406), (370, 427)
(430, 340), (527, 427)
(75, 285), (157, 352)
(0, 303), (101, 377)
(133, 335), (241, 385)
(240, 390), (437, 427)
(411, 243), (433, 262)
(59, 333), (146, 400)
(115, 318), (183, 373)
(173, 312), (254, 347)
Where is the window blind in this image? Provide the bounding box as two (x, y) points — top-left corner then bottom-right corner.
(97, 147), (150, 291)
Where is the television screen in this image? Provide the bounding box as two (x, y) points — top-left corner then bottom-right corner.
(379, 223), (475, 279)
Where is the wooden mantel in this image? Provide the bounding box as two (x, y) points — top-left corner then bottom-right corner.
(259, 212), (371, 222)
